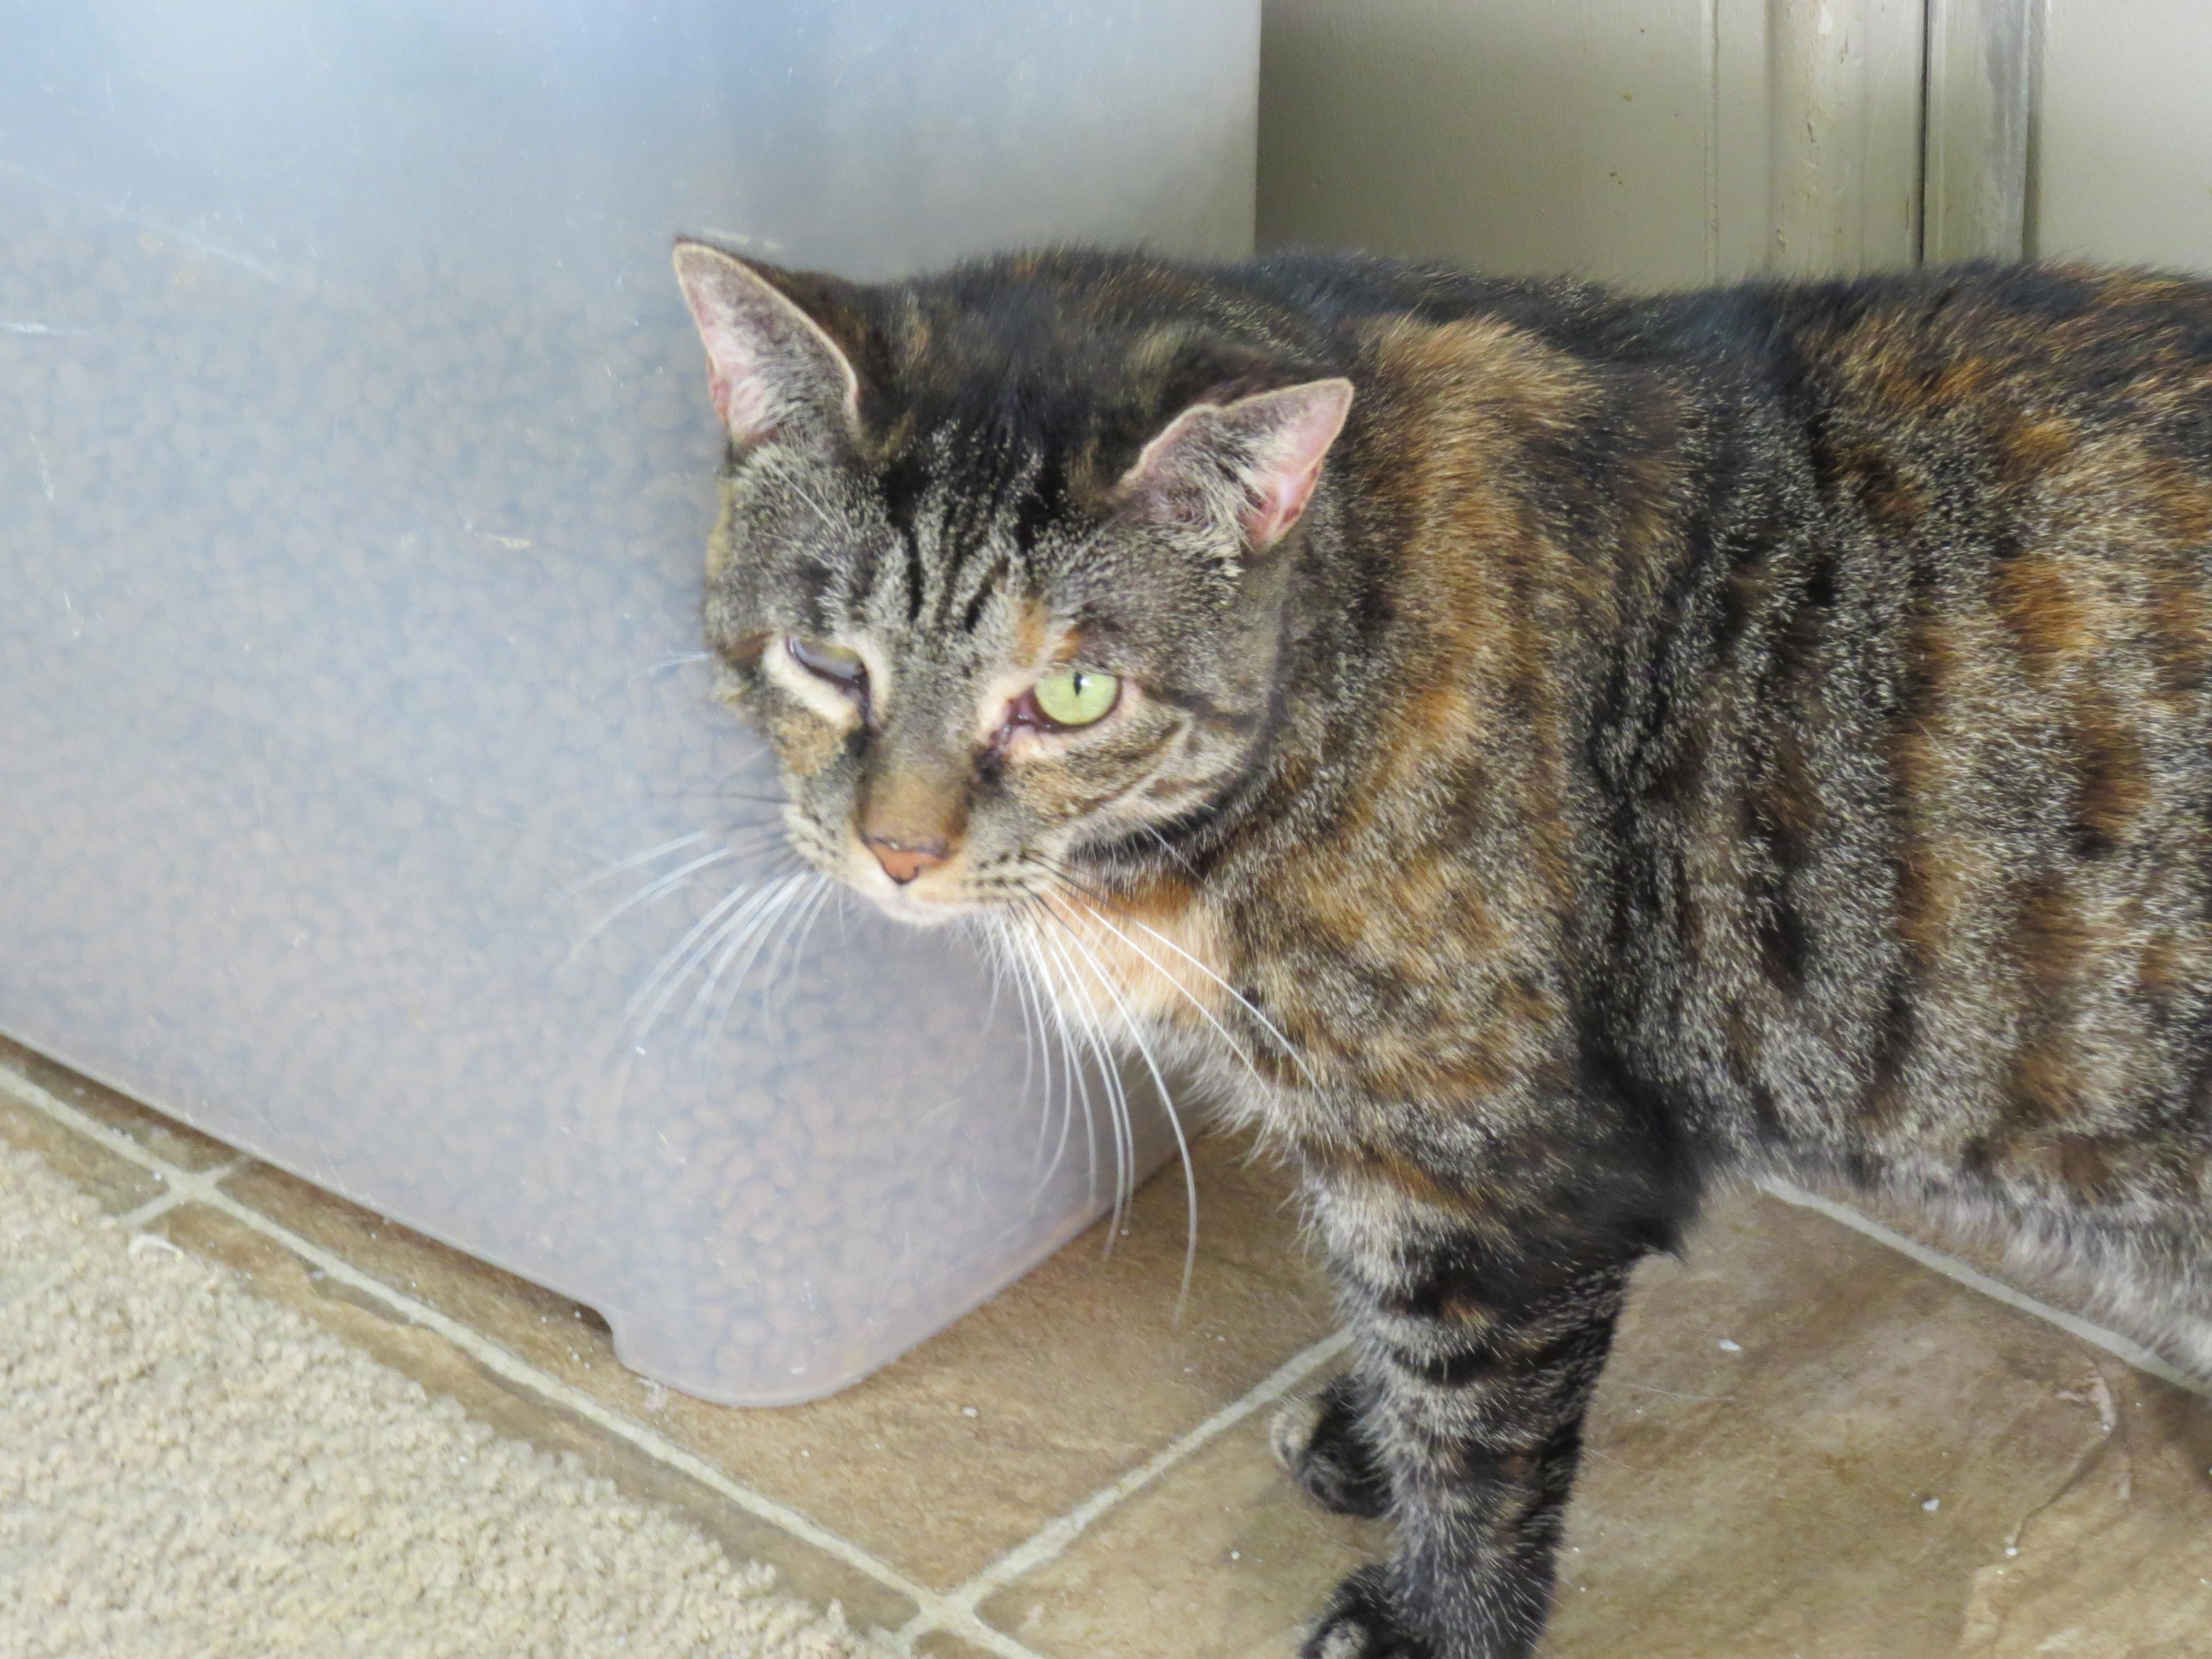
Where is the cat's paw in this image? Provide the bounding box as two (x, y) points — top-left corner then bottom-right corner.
(1301, 1566), (1433, 1658)
(1271, 1374), (1391, 1519)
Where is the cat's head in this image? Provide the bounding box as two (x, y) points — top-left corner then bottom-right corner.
(672, 241), (1351, 928)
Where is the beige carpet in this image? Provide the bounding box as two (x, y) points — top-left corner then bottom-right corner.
(0, 1144), (891, 1659)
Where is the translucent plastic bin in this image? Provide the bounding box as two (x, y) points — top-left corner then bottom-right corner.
(0, 1), (1255, 1404)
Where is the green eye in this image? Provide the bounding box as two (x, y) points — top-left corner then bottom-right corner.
(787, 636), (865, 688)
(1031, 666), (1120, 728)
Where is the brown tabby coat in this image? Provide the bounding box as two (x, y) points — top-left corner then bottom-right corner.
(673, 244), (2212, 1657)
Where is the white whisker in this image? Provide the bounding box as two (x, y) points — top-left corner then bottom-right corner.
(984, 917), (1047, 1177)
(1030, 930), (1084, 1194)
(774, 462), (843, 535)
(688, 870), (818, 1051)
(684, 870), (812, 1044)
(1052, 904), (1203, 1313)
(760, 874), (837, 1032)
(1004, 919), (1076, 1195)
(625, 651), (714, 682)
(980, 914), (1011, 1036)
(561, 830), (711, 897)
(1030, 906), (1150, 1254)
(1031, 852), (1313, 1089)
(1075, 902), (1275, 1103)
(587, 874), (780, 1108)
(619, 872), (792, 1051)
(1141, 823), (1199, 877)
(562, 846), (742, 973)
(1010, 919), (1079, 1194)
(1118, 909), (1321, 1092)
(1027, 907), (1114, 1219)
(1024, 853), (1315, 1138)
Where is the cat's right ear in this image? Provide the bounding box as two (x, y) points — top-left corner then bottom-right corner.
(671, 241), (863, 453)
(1115, 378), (1354, 558)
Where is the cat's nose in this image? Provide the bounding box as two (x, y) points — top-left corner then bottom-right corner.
(865, 834), (950, 885)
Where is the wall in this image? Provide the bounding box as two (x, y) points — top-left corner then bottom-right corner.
(2033, 0), (2212, 269)
(1257, 0), (1750, 288)
(1259, 0), (2212, 290)
(1256, 0), (1922, 289)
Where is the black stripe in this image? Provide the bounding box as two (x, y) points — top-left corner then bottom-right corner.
(960, 556), (1004, 634)
(902, 531), (926, 624)
(876, 452), (931, 625)
(1142, 684), (1264, 733)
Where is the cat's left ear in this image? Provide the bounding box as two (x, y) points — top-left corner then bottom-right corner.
(1116, 378), (1354, 554)
(671, 240), (864, 453)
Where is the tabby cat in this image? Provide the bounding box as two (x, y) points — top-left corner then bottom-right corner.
(671, 240), (2212, 1657)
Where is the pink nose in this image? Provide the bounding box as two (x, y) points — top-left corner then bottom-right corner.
(867, 836), (949, 885)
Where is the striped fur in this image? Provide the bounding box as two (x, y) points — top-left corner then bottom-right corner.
(676, 246), (2212, 1657)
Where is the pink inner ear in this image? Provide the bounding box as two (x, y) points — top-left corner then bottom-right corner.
(674, 243), (860, 450)
(1246, 451), (1329, 547)
(1238, 380), (1354, 550)
(707, 355), (775, 441)
(690, 298), (781, 445)
(1118, 378), (1354, 552)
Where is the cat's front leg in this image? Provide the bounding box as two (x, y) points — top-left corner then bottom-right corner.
(1271, 1370), (1391, 1518)
(1297, 1163), (1650, 1658)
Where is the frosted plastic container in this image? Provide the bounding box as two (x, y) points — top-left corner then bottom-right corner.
(0, 1), (1255, 1404)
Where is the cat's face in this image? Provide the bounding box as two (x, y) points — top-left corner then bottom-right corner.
(672, 243), (1350, 928)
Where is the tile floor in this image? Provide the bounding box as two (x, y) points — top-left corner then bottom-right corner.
(3, 1032), (2209, 1657)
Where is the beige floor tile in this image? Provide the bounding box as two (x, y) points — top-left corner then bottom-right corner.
(911, 1634), (1010, 1658)
(0, 1079), (166, 1213)
(148, 1201), (919, 1635)
(1842, 1180), (2212, 1385)
(0, 1036), (236, 1171)
(983, 1187), (2212, 1659)
(1948, 1376), (2212, 1657)
(223, 1130), (1339, 1590)
(1543, 1188), (2212, 1658)
(978, 1408), (1382, 1658)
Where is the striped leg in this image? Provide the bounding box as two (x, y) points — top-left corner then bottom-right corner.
(1300, 1168), (1651, 1659)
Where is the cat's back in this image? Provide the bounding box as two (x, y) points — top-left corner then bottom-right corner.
(1635, 265), (2212, 1216)
(1733, 264), (2212, 702)
(1730, 265), (2212, 495)
(1716, 263), (2212, 696)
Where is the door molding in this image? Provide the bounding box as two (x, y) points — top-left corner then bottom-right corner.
(1923, 0), (2039, 262)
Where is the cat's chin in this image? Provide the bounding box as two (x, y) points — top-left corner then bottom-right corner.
(860, 885), (968, 930)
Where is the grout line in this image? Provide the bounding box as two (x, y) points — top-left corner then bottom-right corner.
(113, 1155), (248, 1230)
(901, 1323), (1355, 1646)
(925, 1169), (2212, 1644)
(33, 1054), (2203, 1653)
(1757, 1176), (2212, 1402)
(0, 1062), (1044, 1657)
